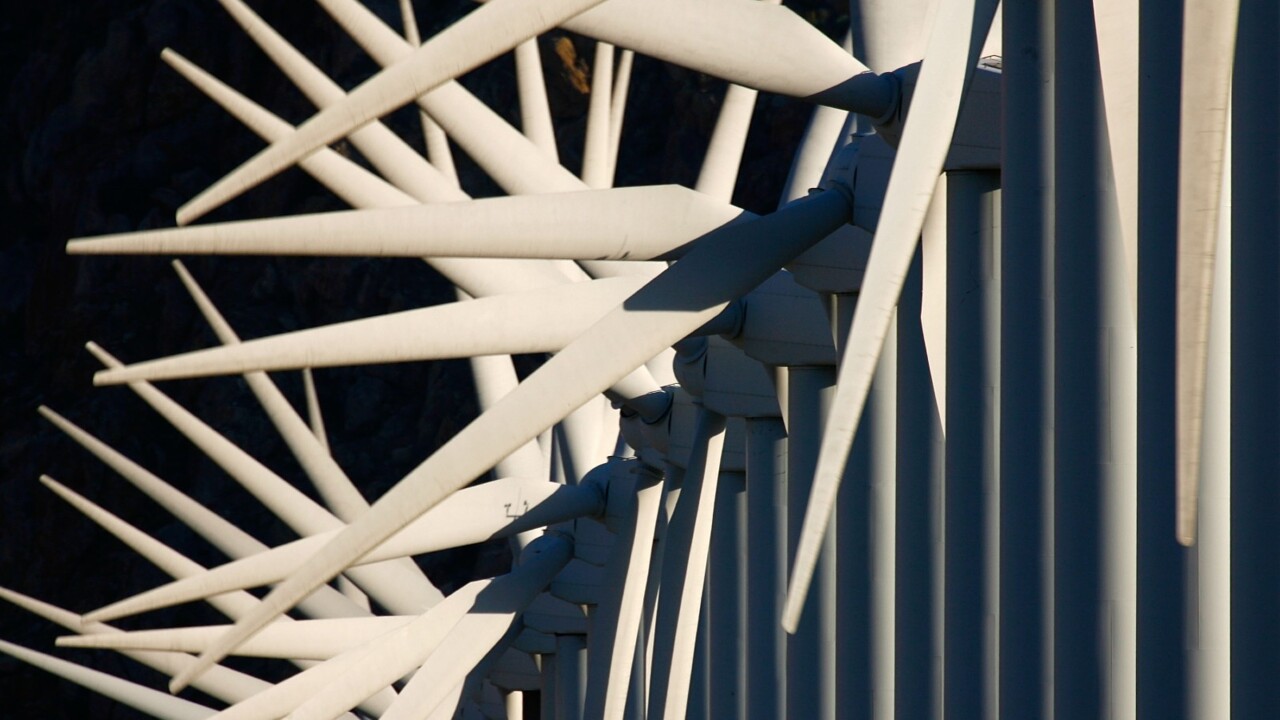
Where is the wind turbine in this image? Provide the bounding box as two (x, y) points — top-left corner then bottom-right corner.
(7, 0), (1267, 717)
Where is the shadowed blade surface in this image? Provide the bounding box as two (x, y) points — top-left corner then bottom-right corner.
(783, 0), (999, 632)
(168, 187), (853, 692)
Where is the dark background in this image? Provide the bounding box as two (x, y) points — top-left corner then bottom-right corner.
(0, 0), (843, 715)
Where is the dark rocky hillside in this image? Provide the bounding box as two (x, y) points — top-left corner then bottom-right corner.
(0, 0), (844, 715)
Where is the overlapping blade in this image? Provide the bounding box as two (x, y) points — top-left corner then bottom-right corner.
(70, 186), (745, 261)
(166, 183), (853, 692)
(177, 0), (613, 223)
(161, 48), (582, 297)
(527, 0), (893, 113)
(583, 464), (665, 719)
(59, 617), (414, 660)
(1175, 0), (1240, 546)
(216, 0), (457, 203)
(0, 640), (218, 720)
(92, 277), (647, 386)
(286, 535), (572, 720)
(647, 408), (727, 720)
(0, 586), (271, 705)
(86, 478), (601, 622)
(782, 0), (999, 632)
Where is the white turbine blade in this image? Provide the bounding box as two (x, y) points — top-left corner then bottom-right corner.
(161, 49), (583, 298)
(167, 187), (852, 692)
(177, 0), (614, 223)
(174, 261), (441, 606)
(86, 343), (432, 617)
(300, 368), (329, 451)
(849, 0), (936, 71)
(783, 0), (999, 632)
(216, 0), (458, 203)
(315, 0), (581, 196)
(182, 598), (473, 720)
(1175, 0), (1240, 546)
(313, 0), (668, 282)
(173, 262), (368, 519)
(1093, 0), (1140, 315)
(59, 616), (414, 660)
(161, 49), (412, 212)
(648, 408), (727, 720)
(695, 84), (759, 203)
(288, 536), (572, 720)
(86, 477), (601, 622)
(692, 0), (780, 203)
(539, 0), (893, 113)
(92, 277), (647, 386)
(398, 0), (461, 183)
(0, 640), (217, 720)
(582, 42), (615, 188)
(38, 406), (266, 560)
(85, 344), (344, 538)
(582, 464), (666, 720)
(462, 324), (545, 480)
(70, 186), (745, 261)
(36, 408), (367, 621)
(0, 586), (272, 705)
(515, 38), (559, 161)
(607, 49), (635, 180)
(778, 30), (853, 205)
(39, 475), (265, 622)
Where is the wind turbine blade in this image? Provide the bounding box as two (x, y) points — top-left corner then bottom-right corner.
(161, 49), (585, 297)
(313, 0), (667, 282)
(300, 368), (329, 451)
(59, 616), (415, 660)
(39, 475), (265, 622)
(38, 406), (266, 560)
(515, 37), (559, 161)
(160, 49), (414, 212)
(1175, 0), (1240, 546)
(177, 0), (614, 223)
(462, 324), (546, 480)
(0, 586), (272, 705)
(173, 262), (368, 519)
(648, 408), (727, 720)
(86, 477), (601, 622)
(1093, 0), (1140, 315)
(692, 0), (780, 203)
(582, 42), (615, 189)
(582, 465), (665, 719)
(86, 343), (433, 616)
(536, 0), (894, 114)
(0, 640), (217, 720)
(397, 0), (461, 184)
(215, 0), (457, 203)
(92, 277), (647, 386)
(608, 49), (635, 181)
(779, 29), (853, 205)
(695, 83), (758, 203)
(70, 186), (745, 261)
(783, 0), (999, 632)
(287, 536), (572, 720)
(167, 186), (852, 692)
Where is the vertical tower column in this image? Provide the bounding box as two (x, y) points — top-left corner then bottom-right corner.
(1230, 0), (1280, 714)
(1136, 0), (1191, 717)
(785, 366), (838, 720)
(745, 416), (788, 720)
(944, 170), (1002, 720)
(1053, 4), (1139, 719)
